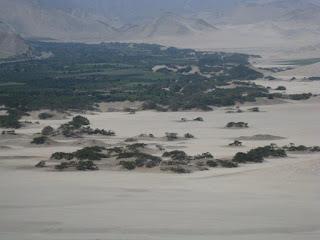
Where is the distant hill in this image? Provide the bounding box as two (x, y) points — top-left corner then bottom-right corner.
(134, 13), (218, 39)
(0, 0), (319, 56)
(0, 22), (29, 58)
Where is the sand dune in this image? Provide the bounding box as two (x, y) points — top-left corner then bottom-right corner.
(0, 153), (319, 240)
(277, 62), (320, 78)
(0, 96), (320, 240)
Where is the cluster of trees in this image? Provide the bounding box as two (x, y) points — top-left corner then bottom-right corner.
(119, 152), (162, 170)
(0, 41), (268, 113)
(0, 109), (23, 128)
(55, 160), (99, 171)
(233, 145), (287, 163)
(38, 112), (54, 120)
(283, 144), (320, 152)
(31, 136), (49, 145)
(43, 115), (115, 138)
(226, 122), (249, 128)
(51, 146), (107, 161)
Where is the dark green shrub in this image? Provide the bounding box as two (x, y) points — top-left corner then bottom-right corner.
(55, 161), (76, 171)
(76, 160), (99, 171)
(206, 160), (218, 167)
(31, 136), (49, 145)
(166, 166), (191, 174)
(184, 133), (195, 139)
(165, 132), (179, 141)
(51, 152), (74, 160)
(163, 150), (188, 160)
(217, 160), (238, 168)
(41, 126), (55, 136)
(71, 115), (90, 128)
(120, 161), (136, 170)
(0, 114), (21, 129)
(35, 161), (46, 168)
(233, 152), (248, 163)
(195, 152), (214, 160)
(275, 86), (286, 91)
(232, 145), (287, 163)
(74, 146), (107, 160)
(38, 112), (54, 120)
(193, 117), (204, 122)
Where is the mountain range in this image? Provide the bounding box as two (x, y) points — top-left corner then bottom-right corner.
(1, 0), (320, 58)
(0, 21), (29, 58)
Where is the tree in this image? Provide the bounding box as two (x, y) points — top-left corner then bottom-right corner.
(31, 136), (49, 145)
(165, 132), (178, 141)
(71, 115), (90, 128)
(184, 133), (195, 139)
(120, 161), (136, 170)
(41, 126), (54, 136)
(38, 112), (54, 120)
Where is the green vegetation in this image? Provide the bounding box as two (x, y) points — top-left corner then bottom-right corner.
(229, 140), (243, 147)
(38, 112), (54, 120)
(69, 115), (90, 128)
(0, 42), (266, 113)
(233, 145), (287, 163)
(54, 160), (99, 171)
(0, 110), (23, 128)
(283, 144), (320, 153)
(194, 152), (213, 159)
(76, 160), (99, 171)
(288, 93), (312, 101)
(31, 136), (49, 144)
(51, 152), (74, 161)
(117, 151), (162, 168)
(217, 160), (238, 168)
(165, 132), (179, 141)
(51, 146), (107, 161)
(226, 122), (249, 128)
(163, 150), (188, 161)
(206, 160), (218, 168)
(120, 161), (136, 170)
(275, 86), (286, 91)
(44, 140), (318, 173)
(41, 126), (54, 136)
(193, 117), (204, 122)
(58, 115), (90, 137)
(308, 77), (320, 81)
(53, 115), (115, 137)
(184, 133), (195, 139)
(74, 146), (107, 160)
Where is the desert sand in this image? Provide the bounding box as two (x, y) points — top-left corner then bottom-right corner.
(0, 94), (320, 239)
(276, 62), (320, 79)
(253, 79), (320, 95)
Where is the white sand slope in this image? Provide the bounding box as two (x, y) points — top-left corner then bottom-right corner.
(0, 153), (319, 240)
(277, 62), (320, 78)
(0, 97), (320, 240)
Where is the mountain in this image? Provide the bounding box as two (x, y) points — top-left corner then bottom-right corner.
(0, 22), (29, 58)
(209, 0), (320, 24)
(0, 0), (119, 41)
(0, 0), (219, 42)
(280, 4), (320, 24)
(133, 13), (218, 39)
(0, 0), (320, 57)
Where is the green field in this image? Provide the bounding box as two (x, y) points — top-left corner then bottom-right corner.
(0, 41), (265, 112)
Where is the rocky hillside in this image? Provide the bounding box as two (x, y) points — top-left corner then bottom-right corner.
(0, 0), (319, 55)
(0, 22), (29, 58)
